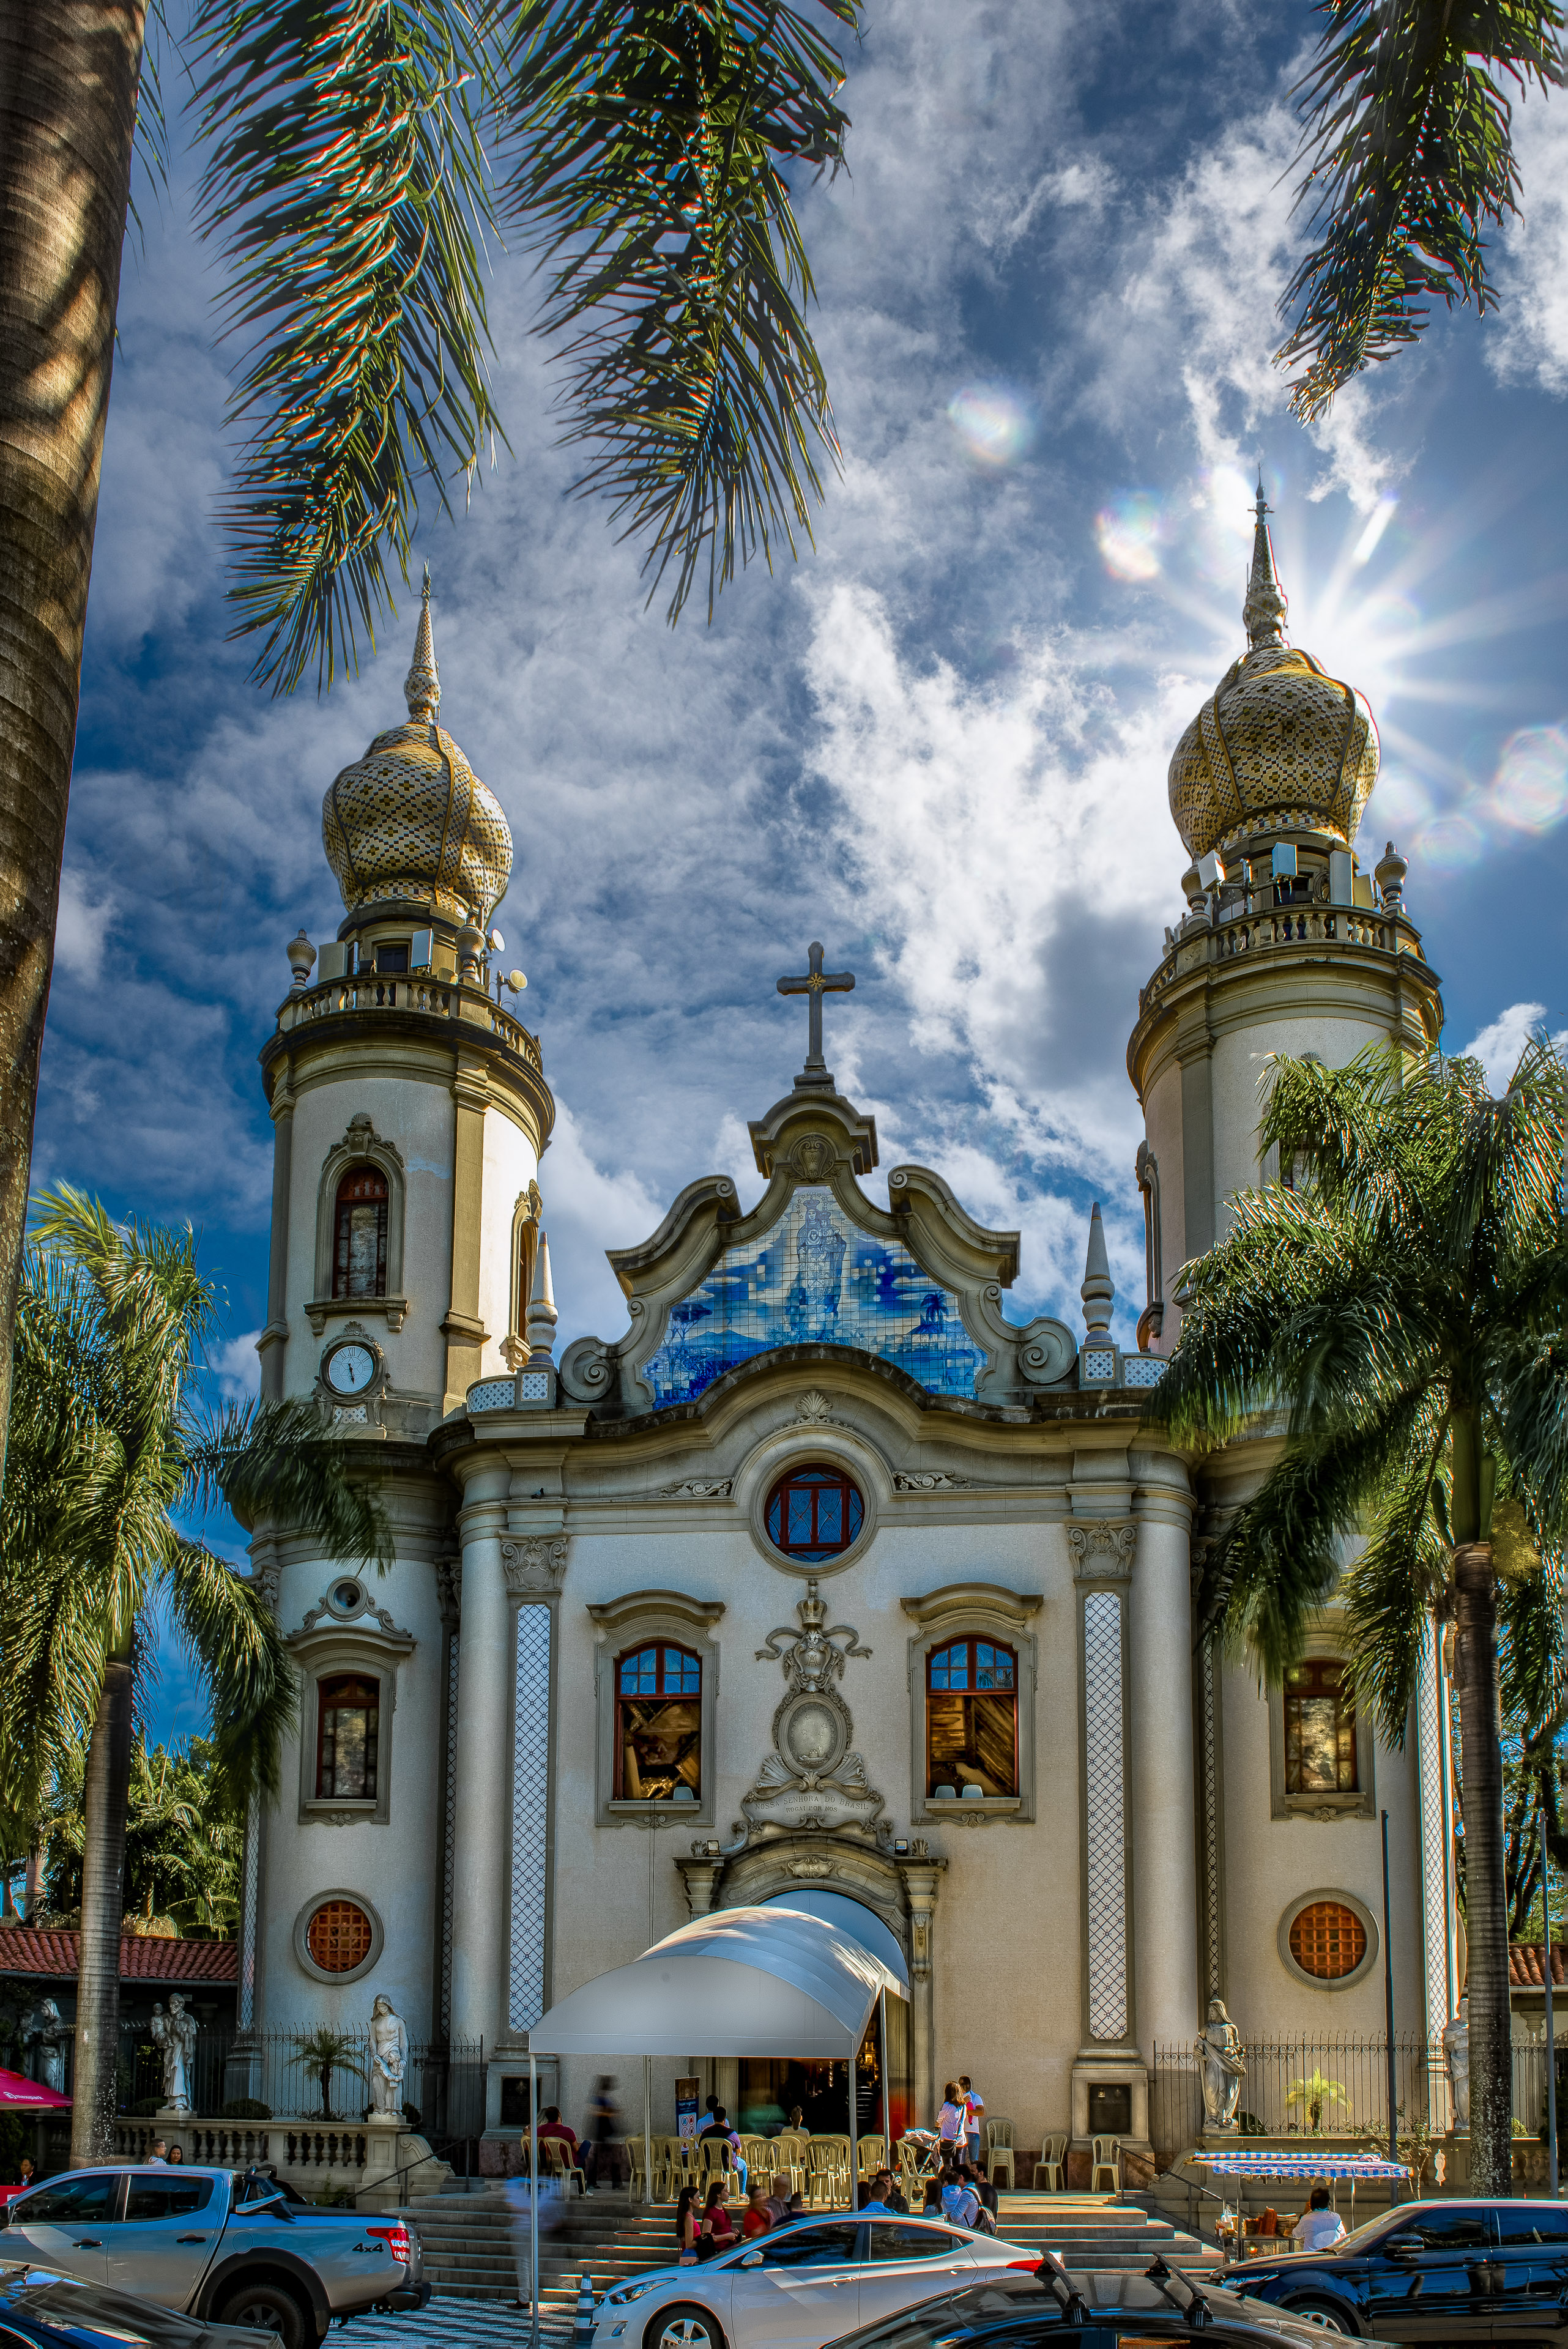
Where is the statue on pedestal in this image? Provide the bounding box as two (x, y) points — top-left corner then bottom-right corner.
(1443, 1995), (1470, 2132)
(1196, 1996), (1246, 2132)
(368, 1994), (408, 2120)
(150, 1992), (196, 2112)
(25, 1997), (69, 2094)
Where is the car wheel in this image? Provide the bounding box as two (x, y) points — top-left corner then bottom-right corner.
(1282, 2296), (1357, 2335)
(645, 2303), (727, 2349)
(214, 2279), (311, 2349)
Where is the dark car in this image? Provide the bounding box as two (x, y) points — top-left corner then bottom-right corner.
(1217, 2197), (1568, 2339)
(0, 2267), (272, 2349)
(822, 2255), (1392, 2349)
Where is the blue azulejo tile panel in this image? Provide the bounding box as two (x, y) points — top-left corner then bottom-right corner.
(644, 1186), (985, 1405)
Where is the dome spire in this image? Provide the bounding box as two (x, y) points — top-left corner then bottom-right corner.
(403, 565), (440, 722)
(1243, 469), (1288, 650)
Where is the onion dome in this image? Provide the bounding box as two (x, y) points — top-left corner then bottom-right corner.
(321, 574), (512, 924)
(1167, 481), (1379, 861)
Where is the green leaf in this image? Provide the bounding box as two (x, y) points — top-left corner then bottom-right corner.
(501, 0), (860, 622)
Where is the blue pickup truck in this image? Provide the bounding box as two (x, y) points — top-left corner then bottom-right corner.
(0, 2166), (429, 2349)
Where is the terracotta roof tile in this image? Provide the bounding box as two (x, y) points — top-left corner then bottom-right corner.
(0, 1928), (237, 1984)
(1509, 1942), (1567, 1989)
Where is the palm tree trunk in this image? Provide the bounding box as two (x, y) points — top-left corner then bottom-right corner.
(0, 0), (146, 1486)
(1454, 1540), (1511, 2194)
(70, 1646), (134, 2164)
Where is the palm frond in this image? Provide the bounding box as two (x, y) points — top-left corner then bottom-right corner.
(503, 0), (859, 623)
(165, 1538), (297, 1803)
(191, 0), (506, 694)
(182, 1396), (392, 1572)
(1276, 0), (1565, 420)
(1340, 1443), (1454, 1741)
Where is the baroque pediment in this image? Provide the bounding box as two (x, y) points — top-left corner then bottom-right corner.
(557, 1083), (1076, 1417)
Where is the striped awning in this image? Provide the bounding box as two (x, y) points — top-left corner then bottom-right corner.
(1186, 2150), (1412, 2179)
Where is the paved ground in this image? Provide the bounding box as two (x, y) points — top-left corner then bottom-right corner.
(338, 2298), (574, 2346)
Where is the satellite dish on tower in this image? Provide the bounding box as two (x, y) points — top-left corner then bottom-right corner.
(505, 970), (527, 995)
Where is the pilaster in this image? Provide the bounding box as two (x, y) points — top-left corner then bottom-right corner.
(897, 1855), (944, 2127)
(259, 1056), (295, 1401)
(443, 1053), (490, 1409)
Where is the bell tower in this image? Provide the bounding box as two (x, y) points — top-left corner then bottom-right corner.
(257, 577), (554, 1427)
(1126, 484), (1443, 1349)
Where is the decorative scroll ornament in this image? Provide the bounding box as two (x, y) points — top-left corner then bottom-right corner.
(502, 1535), (568, 1592)
(743, 1579), (883, 1836)
(661, 1479), (733, 1499)
(1067, 1520), (1138, 1581)
(894, 1471), (973, 1491)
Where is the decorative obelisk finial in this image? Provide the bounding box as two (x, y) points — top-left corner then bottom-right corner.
(1080, 1202), (1115, 1335)
(1243, 469), (1288, 651)
(525, 1231), (558, 1364)
(404, 565), (440, 722)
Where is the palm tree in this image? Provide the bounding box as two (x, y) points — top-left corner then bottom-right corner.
(0, 1186), (388, 2162)
(1278, 0), (1563, 417)
(1151, 1039), (1568, 2199)
(0, 0), (858, 1486)
(41, 1733), (246, 1937)
(289, 2026), (366, 2121)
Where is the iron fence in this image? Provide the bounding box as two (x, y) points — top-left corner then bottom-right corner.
(114, 2026), (485, 2133)
(1152, 2033), (1563, 2164)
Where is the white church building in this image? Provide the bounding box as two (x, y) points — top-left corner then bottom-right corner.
(240, 495), (1454, 2181)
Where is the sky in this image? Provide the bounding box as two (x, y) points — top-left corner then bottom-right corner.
(39, 2), (1568, 1746)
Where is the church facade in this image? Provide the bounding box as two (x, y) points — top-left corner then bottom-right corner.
(241, 502), (1453, 2176)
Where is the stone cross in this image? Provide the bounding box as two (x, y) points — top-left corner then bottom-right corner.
(777, 941), (854, 1074)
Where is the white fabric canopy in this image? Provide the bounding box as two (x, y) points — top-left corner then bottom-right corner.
(760, 1887), (910, 1991)
(528, 1903), (907, 2057)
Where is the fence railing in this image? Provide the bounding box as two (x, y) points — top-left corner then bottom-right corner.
(114, 2027), (484, 2135)
(1152, 2034), (1560, 2165)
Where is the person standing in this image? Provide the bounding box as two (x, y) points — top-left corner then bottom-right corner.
(585, 2076), (625, 2191)
(937, 2084), (965, 2154)
(742, 2180), (774, 2236)
(959, 2076), (984, 2171)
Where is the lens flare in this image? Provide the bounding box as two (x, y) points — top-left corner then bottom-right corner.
(1189, 465), (1255, 584)
(1095, 492), (1168, 582)
(1414, 811), (1486, 873)
(1351, 495), (1399, 567)
(1490, 724), (1568, 833)
(946, 383), (1037, 469)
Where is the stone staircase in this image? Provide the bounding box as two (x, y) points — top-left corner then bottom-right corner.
(399, 2187), (1221, 2314)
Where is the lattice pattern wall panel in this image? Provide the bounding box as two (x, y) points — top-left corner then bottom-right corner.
(1199, 1638), (1223, 2005)
(1416, 1627), (1452, 2046)
(510, 1605), (552, 2032)
(1083, 1590), (1129, 2041)
(440, 1635), (460, 2039)
(238, 1795), (260, 2028)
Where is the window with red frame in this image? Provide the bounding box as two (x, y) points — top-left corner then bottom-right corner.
(926, 1638), (1017, 1798)
(333, 1165), (388, 1297)
(614, 1644), (701, 1801)
(316, 1672), (380, 1800)
(764, 1464), (864, 1561)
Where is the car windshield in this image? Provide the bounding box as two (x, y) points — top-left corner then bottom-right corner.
(1316, 2210), (1403, 2257)
(833, 2280), (1050, 2349)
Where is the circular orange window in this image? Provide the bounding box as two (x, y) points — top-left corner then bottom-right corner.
(1290, 1900), (1367, 1980)
(307, 1899), (373, 1973)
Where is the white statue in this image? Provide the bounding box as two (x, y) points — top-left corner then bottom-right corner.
(368, 1994), (408, 2120)
(1196, 1996), (1247, 2132)
(26, 1997), (68, 2094)
(1443, 1996), (1470, 2132)
(150, 1993), (196, 2111)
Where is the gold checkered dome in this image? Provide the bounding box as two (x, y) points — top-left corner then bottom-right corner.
(322, 575), (513, 925)
(1167, 484), (1379, 863)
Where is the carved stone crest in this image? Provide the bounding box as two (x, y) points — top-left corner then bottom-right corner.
(795, 1390), (833, 1422)
(743, 1579), (883, 1835)
(1067, 1520), (1138, 1581)
(502, 1535), (568, 1592)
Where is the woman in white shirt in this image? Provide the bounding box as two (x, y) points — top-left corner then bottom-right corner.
(1291, 2189), (1346, 2254)
(937, 2084), (965, 2150)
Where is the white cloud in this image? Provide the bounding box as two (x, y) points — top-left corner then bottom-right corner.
(1489, 86), (1568, 396)
(52, 867), (117, 976)
(209, 1330), (261, 1403)
(1457, 1001), (1568, 1092)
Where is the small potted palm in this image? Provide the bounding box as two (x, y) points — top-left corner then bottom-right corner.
(289, 2028), (366, 2120)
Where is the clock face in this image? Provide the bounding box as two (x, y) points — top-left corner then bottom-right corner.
(325, 1342), (376, 1395)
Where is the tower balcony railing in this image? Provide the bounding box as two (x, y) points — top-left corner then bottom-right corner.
(275, 971), (541, 1071)
(1139, 904), (1419, 1019)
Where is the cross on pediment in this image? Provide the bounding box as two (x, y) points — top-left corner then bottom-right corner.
(777, 941), (854, 1081)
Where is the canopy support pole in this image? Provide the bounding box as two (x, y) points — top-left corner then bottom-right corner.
(644, 2054), (653, 2205)
(529, 2048), (540, 2349)
(848, 2046), (859, 2212)
(879, 1994), (890, 2156)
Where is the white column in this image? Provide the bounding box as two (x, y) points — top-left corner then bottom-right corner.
(1128, 1488), (1200, 2055)
(449, 1483), (511, 2050)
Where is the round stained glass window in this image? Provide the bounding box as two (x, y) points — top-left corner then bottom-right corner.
(307, 1898), (374, 1973)
(765, 1464), (864, 1560)
(1288, 1899), (1367, 1981)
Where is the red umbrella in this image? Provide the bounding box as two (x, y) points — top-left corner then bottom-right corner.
(0, 2068), (70, 2109)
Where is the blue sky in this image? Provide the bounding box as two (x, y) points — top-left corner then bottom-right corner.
(40, 4), (1568, 1746)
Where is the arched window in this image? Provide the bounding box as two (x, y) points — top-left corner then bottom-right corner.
(614, 1644), (701, 1800)
(316, 1672), (380, 1800)
(333, 1165), (388, 1297)
(765, 1464), (864, 1561)
(1284, 1658), (1358, 1794)
(926, 1638), (1017, 1799)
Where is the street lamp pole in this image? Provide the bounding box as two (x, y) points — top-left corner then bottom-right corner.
(1381, 1808), (1398, 2165)
(1543, 1803), (1558, 2196)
